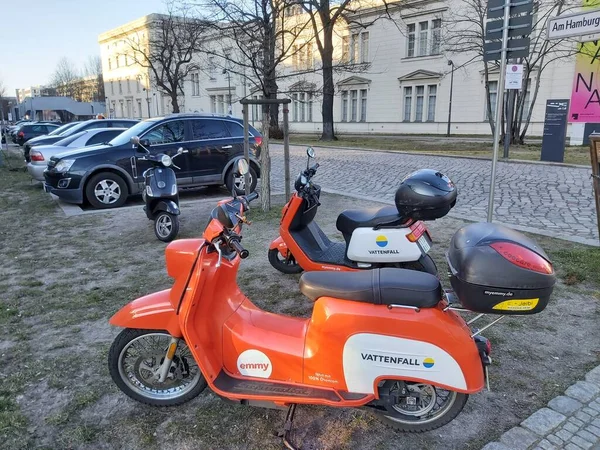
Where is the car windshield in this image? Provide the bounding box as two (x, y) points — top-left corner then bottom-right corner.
(55, 122), (80, 136)
(54, 131), (87, 147)
(109, 119), (159, 146)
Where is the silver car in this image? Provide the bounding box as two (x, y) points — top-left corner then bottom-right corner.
(27, 128), (127, 181)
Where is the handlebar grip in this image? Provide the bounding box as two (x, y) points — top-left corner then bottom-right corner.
(246, 192), (259, 202)
(230, 238), (249, 259)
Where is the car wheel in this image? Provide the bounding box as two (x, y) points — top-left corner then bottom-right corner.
(85, 172), (129, 209)
(225, 166), (257, 196)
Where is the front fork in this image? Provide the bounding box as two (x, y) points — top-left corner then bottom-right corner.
(474, 335), (492, 390)
(157, 336), (180, 383)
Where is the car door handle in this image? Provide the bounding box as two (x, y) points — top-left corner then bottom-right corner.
(221, 145), (233, 149)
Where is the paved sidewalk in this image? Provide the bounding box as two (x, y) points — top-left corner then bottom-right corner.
(482, 365), (600, 450)
(270, 145), (599, 246)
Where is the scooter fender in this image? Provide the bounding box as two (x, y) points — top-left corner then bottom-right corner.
(269, 236), (289, 257)
(109, 289), (182, 338)
(152, 199), (180, 216)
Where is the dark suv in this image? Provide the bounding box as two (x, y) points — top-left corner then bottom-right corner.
(24, 119), (139, 162)
(17, 123), (61, 146)
(44, 114), (262, 209)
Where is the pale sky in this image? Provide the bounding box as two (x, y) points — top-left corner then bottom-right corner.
(0, 0), (167, 96)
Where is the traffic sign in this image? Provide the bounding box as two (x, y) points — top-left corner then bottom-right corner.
(547, 9), (600, 40)
(487, 0), (533, 19)
(505, 64), (524, 89)
(484, 37), (531, 61)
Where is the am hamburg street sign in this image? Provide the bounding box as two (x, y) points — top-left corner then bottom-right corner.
(547, 9), (600, 40)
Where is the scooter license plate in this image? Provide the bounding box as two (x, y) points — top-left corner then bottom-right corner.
(417, 234), (431, 254)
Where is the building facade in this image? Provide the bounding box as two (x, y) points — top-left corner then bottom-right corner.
(99, 2), (575, 136)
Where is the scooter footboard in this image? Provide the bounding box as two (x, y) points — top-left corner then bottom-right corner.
(109, 289), (182, 337)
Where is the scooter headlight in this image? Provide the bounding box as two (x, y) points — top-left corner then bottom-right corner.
(161, 154), (172, 167)
(146, 185), (153, 197)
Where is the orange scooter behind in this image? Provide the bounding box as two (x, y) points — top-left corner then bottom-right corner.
(108, 191), (486, 444)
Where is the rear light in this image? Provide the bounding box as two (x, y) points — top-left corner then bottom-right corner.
(254, 136), (263, 146)
(406, 221), (427, 242)
(490, 242), (553, 274)
(30, 151), (44, 162)
(18, 131), (24, 137)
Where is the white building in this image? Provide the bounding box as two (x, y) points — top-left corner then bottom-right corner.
(99, 2), (575, 136)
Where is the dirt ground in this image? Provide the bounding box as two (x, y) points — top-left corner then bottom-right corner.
(1, 159), (599, 450)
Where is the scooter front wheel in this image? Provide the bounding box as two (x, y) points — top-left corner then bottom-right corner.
(154, 212), (179, 242)
(376, 381), (468, 432)
(268, 248), (303, 274)
(108, 328), (207, 406)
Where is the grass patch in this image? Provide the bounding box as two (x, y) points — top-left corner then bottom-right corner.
(548, 247), (600, 287)
(280, 135), (591, 166)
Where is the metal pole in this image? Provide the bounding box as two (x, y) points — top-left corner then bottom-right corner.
(447, 62), (454, 136)
(283, 106), (291, 200)
(589, 136), (600, 245)
(227, 72), (232, 115)
(243, 105), (250, 196)
(487, 0), (511, 223)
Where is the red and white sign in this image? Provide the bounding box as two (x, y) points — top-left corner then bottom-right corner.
(237, 349), (272, 378)
(505, 64), (524, 90)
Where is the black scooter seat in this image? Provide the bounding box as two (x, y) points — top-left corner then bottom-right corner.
(336, 206), (404, 236)
(299, 268), (441, 308)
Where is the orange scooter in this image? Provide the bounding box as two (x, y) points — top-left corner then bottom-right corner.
(108, 163), (555, 447)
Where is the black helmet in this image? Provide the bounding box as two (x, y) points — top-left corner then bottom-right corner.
(395, 169), (457, 221)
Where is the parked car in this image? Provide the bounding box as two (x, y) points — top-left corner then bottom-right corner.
(44, 113), (263, 209)
(7, 120), (31, 142)
(24, 119), (138, 162)
(27, 128), (127, 182)
(16, 123), (61, 146)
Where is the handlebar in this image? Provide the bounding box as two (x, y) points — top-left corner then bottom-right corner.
(246, 191), (259, 202)
(229, 238), (249, 259)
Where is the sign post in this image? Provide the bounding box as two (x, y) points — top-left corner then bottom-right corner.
(484, 0), (533, 222)
(503, 64), (523, 158)
(541, 99), (570, 162)
(588, 134), (600, 244)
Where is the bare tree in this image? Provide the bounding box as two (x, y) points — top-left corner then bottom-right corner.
(83, 55), (105, 102)
(445, 0), (579, 142)
(51, 57), (79, 98)
(123, 3), (209, 113)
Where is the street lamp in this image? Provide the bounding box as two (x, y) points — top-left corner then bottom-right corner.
(222, 69), (232, 115)
(105, 97), (109, 118)
(447, 60), (455, 137)
(143, 88), (152, 117)
(153, 93), (158, 116)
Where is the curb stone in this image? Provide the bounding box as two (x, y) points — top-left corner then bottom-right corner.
(481, 364), (600, 450)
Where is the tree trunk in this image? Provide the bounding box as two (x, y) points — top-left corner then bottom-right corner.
(260, 108), (271, 212)
(170, 92), (180, 113)
(320, 29), (336, 141)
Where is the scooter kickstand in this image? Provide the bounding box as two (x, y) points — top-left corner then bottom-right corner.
(279, 403), (298, 450)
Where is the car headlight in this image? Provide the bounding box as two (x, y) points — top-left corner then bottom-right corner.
(161, 155), (172, 167)
(54, 159), (75, 173)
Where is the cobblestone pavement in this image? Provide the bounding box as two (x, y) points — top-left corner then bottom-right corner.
(269, 145), (599, 246)
(482, 366), (600, 450)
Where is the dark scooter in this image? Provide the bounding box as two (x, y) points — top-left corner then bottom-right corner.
(132, 137), (188, 242)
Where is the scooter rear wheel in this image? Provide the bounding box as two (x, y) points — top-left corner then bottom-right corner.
(377, 381), (468, 432)
(268, 248), (303, 274)
(154, 212), (179, 242)
(108, 328), (207, 406)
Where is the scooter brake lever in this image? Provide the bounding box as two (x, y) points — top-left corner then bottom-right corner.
(172, 163), (181, 170)
(214, 241), (223, 267)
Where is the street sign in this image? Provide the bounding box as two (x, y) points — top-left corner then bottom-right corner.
(547, 8), (600, 40)
(484, 37), (531, 61)
(505, 64), (523, 89)
(485, 15), (533, 40)
(487, 0), (534, 18)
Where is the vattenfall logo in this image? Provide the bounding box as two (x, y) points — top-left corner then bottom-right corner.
(369, 235), (400, 254)
(375, 235), (388, 247)
(361, 353), (435, 368)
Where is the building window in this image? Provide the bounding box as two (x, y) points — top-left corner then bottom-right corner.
(361, 32), (369, 63)
(116, 56), (120, 68)
(110, 81), (114, 95)
(350, 90), (358, 122)
(191, 73), (200, 96)
(108, 58), (112, 70)
(342, 36), (349, 62)
(487, 81), (498, 120)
(293, 43), (313, 71)
(137, 80), (141, 93)
(351, 34), (359, 63)
(342, 91), (348, 122)
(210, 95), (217, 113)
(291, 93), (313, 122)
(208, 57), (216, 79)
(360, 89), (367, 122)
(431, 19), (442, 55)
(418, 22), (428, 57)
(118, 80), (122, 94)
(137, 99), (142, 118)
(404, 87), (412, 121)
(415, 86), (425, 121)
(427, 85), (437, 121)
(127, 79), (131, 93)
(407, 19), (443, 57)
(407, 24), (416, 58)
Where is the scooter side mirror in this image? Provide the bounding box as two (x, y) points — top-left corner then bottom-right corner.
(307, 147), (315, 158)
(237, 158), (249, 175)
